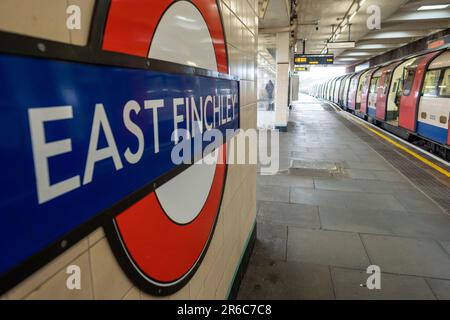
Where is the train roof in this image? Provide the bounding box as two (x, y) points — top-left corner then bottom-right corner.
(429, 49), (450, 69)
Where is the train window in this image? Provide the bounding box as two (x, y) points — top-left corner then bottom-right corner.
(440, 116), (448, 124)
(370, 77), (379, 93)
(403, 67), (416, 96)
(392, 81), (398, 94)
(384, 72), (392, 95)
(439, 69), (450, 97)
(422, 70), (441, 97)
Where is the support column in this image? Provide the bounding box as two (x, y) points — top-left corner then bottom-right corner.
(274, 32), (289, 132)
(291, 74), (299, 101)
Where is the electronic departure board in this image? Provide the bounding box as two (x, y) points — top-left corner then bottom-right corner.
(294, 54), (334, 65)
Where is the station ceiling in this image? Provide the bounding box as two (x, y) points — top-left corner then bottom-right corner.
(258, 0), (450, 65)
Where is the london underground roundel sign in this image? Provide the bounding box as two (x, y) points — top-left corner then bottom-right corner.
(0, 0), (237, 296)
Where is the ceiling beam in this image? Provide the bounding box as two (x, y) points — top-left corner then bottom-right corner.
(386, 10), (450, 22)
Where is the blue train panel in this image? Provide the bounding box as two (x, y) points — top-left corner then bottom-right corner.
(417, 121), (448, 145)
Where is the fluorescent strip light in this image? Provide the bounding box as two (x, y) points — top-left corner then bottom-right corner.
(359, 0), (367, 7)
(349, 11), (357, 21)
(418, 4), (450, 10)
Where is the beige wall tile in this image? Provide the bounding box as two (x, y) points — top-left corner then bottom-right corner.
(215, 243), (241, 299)
(140, 290), (166, 300)
(7, 238), (88, 299)
(88, 227), (105, 247)
(0, 0), (70, 43)
(221, 2), (232, 44)
(202, 250), (226, 299)
(222, 163), (245, 208)
(169, 283), (190, 300)
(89, 238), (132, 299)
(222, 0), (231, 9)
(0, 0), (94, 46)
(122, 287), (140, 300)
(240, 80), (247, 106)
(25, 252), (93, 300)
(68, 0), (95, 46)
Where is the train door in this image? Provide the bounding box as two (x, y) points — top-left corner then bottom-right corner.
(356, 70), (370, 111)
(334, 77), (342, 103)
(339, 75), (349, 106)
(367, 69), (383, 118)
(342, 75), (353, 108)
(416, 50), (450, 145)
(360, 68), (379, 116)
(329, 79), (336, 100)
(385, 57), (418, 126)
(347, 72), (361, 110)
(339, 76), (346, 105)
(341, 76), (348, 104)
(399, 51), (443, 132)
(376, 61), (401, 121)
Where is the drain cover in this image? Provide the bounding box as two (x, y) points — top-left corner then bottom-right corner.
(289, 159), (346, 177)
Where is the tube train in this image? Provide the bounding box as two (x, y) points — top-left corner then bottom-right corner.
(310, 48), (450, 160)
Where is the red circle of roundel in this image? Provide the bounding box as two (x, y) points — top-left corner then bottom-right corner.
(102, 0), (228, 73)
(101, 0), (230, 294)
(115, 146), (226, 283)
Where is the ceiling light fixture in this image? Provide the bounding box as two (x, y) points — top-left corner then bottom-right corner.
(321, 0), (365, 55)
(417, 4), (450, 11)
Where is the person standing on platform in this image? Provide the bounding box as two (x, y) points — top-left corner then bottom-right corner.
(265, 80), (274, 111)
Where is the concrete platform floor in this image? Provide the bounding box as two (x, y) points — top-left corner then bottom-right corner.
(238, 95), (450, 300)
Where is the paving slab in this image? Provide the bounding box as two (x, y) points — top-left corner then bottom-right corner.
(440, 241), (450, 255)
(319, 206), (396, 235)
(393, 191), (444, 214)
(426, 278), (450, 300)
(287, 228), (370, 269)
(361, 234), (450, 279)
(290, 187), (350, 209)
(343, 160), (393, 171)
(258, 201), (320, 229)
(387, 212), (450, 241)
(346, 168), (378, 180)
(257, 174), (314, 189)
(332, 267), (435, 300)
(252, 222), (287, 261)
(256, 184), (290, 203)
(237, 258), (335, 300)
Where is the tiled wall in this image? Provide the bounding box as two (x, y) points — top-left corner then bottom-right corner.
(0, 0), (95, 46)
(0, 0), (258, 300)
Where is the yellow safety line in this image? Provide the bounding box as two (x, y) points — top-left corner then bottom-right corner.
(344, 114), (450, 178)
